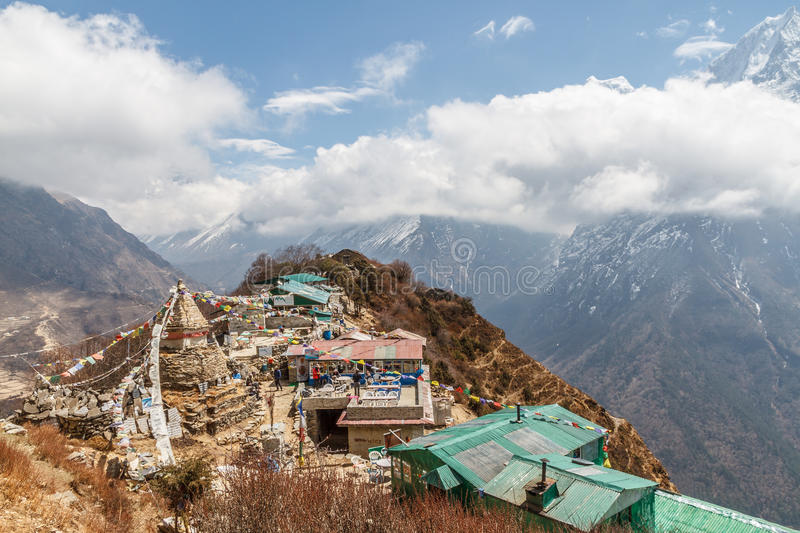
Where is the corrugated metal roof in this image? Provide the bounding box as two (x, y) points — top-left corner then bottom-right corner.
(270, 279), (330, 305)
(654, 490), (798, 533)
(544, 482), (620, 531)
(453, 441), (513, 482)
(398, 404), (603, 459)
(283, 273), (328, 284)
(536, 454), (656, 491)
(422, 465), (464, 491)
(484, 458), (541, 505)
(505, 427), (570, 455)
(483, 456), (626, 532)
(407, 432), (453, 446)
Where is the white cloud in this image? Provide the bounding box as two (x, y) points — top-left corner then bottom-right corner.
(0, 3), (251, 234)
(217, 138), (295, 158)
(358, 42), (425, 92)
(218, 77), (800, 237)
(499, 15), (534, 39)
(263, 86), (379, 116)
(474, 20), (496, 40)
(636, 31), (648, 39)
(7, 4), (800, 240)
(702, 18), (721, 34)
(656, 19), (690, 38)
(674, 36), (733, 60)
(263, 41), (424, 119)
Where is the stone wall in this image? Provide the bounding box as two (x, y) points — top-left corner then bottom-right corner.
(15, 384), (115, 440)
(160, 344), (229, 390)
(263, 317), (312, 329)
(345, 403), (424, 421)
(347, 425), (424, 457)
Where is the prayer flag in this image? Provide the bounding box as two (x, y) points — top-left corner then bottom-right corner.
(298, 399), (307, 430)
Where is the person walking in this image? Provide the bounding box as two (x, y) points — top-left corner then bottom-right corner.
(273, 366), (283, 391)
(353, 368), (361, 397)
(312, 365), (320, 389)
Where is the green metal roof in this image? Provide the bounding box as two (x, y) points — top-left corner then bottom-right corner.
(654, 490), (798, 533)
(421, 465), (464, 491)
(283, 273), (328, 284)
(398, 404), (605, 458)
(269, 279), (330, 305)
(483, 455), (656, 532)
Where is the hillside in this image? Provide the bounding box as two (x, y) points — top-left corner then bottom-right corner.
(489, 213), (800, 525)
(238, 248), (675, 490)
(0, 178), (183, 413)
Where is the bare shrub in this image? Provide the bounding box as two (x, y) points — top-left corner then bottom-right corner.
(194, 455), (529, 533)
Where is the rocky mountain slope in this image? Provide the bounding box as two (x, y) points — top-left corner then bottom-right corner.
(0, 178), (182, 411)
(143, 214), (288, 292)
(485, 213), (800, 526)
(304, 215), (560, 298)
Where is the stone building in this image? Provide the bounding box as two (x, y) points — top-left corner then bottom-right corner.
(160, 280), (258, 434)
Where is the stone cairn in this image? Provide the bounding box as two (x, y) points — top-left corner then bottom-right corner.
(160, 280), (259, 434)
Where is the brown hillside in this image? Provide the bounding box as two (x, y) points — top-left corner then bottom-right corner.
(239, 247), (676, 491)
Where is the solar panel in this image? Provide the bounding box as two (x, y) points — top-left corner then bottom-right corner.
(410, 433), (452, 446)
(454, 441), (513, 482)
(567, 466), (607, 477)
(505, 427), (569, 455)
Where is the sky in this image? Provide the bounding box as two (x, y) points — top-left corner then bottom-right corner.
(1, 1), (799, 237)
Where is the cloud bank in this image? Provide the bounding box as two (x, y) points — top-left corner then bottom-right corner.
(0, 3), (251, 232)
(3, 4), (800, 239)
(227, 77), (800, 237)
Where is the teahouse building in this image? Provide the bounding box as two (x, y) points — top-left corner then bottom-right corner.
(388, 405), (798, 533)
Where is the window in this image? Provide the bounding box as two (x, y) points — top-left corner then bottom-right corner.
(392, 458), (402, 480)
(580, 440), (599, 462)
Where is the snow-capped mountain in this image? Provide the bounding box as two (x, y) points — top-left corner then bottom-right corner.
(482, 212), (800, 526)
(303, 215), (561, 300)
(142, 214), (290, 291)
(710, 6), (800, 100)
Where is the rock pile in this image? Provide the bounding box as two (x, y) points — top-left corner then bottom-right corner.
(14, 384), (115, 440)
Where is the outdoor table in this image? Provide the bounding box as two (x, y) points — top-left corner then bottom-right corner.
(374, 458), (392, 483)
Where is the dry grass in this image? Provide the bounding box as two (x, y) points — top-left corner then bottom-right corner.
(0, 436), (35, 498)
(195, 460), (525, 533)
(25, 424), (135, 532)
(193, 453), (642, 533)
(27, 423), (70, 467)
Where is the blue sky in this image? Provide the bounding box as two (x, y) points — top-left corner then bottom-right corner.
(2, 1), (800, 236)
(22, 1), (796, 162)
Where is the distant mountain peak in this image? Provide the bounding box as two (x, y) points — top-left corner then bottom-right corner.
(586, 75), (634, 93)
(710, 6), (800, 100)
